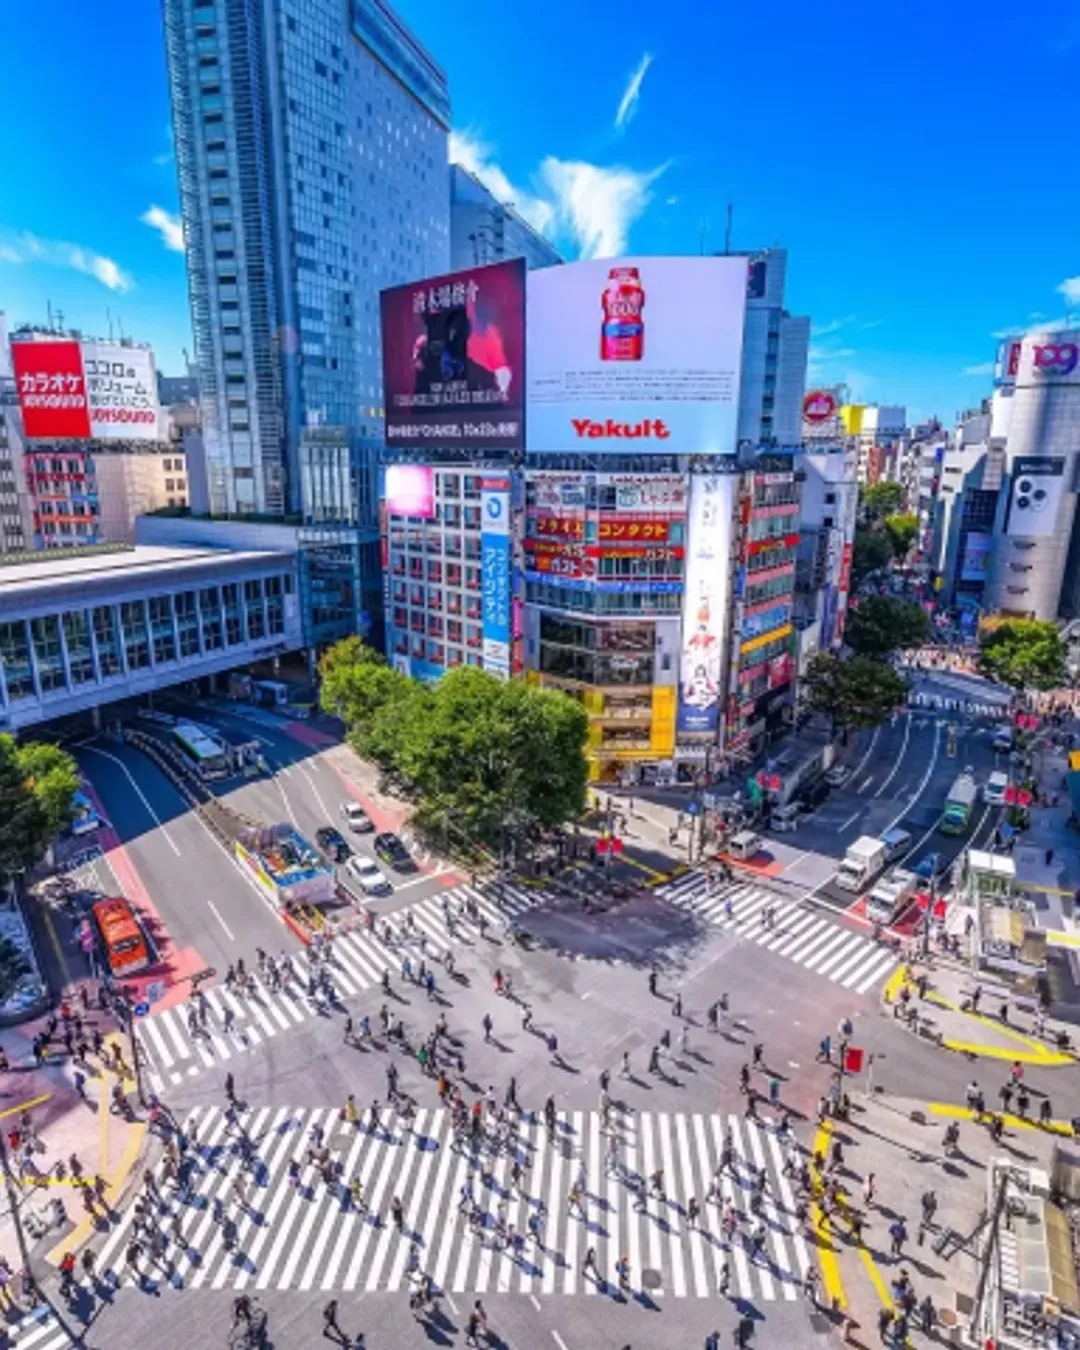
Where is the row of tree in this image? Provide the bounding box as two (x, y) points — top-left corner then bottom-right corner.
(319, 639), (589, 853)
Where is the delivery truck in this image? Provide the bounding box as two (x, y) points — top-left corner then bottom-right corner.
(836, 835), (887, 892)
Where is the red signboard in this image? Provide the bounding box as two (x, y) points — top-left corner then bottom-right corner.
(11, 340), (91, 439)
(803, 389), (838, 424)
(598, 517), (670, 542)
(843, 1046), (864, 1074)
(533, 515), (586, 539)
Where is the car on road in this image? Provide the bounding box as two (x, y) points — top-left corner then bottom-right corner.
(315, 826), (351, 863)
(984, 770), (1009, 805)
(769, 803), (801, 832)
(824, 764), (851, 787)
(340, 801), (374, 833)
(793, 777), (830, 811)
(344, 853), (392, 896)
(992, 729), (1014, 754)
(912, 851), (946, 882)
(374, 831), (415, 872)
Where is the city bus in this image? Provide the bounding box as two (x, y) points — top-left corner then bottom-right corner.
(940, 770), (977, 835)
(172, 722), (231, 780)
(91, 896), (150, 979)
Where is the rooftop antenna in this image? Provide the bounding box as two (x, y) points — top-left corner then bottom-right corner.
(55, 309), (64, 333)
(724, 203), (733, 255)
(117, 314), (125, 340)
(46, 300), (54, 330)
(106, 308), (114, 340)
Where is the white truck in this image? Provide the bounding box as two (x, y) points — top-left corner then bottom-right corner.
(866, 867), (918, 926)
(836, 835), (887, 892)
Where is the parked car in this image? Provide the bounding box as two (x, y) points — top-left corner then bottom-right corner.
(344, 853), (392, 896)
(315, 826), (350, 863)
(374, 831), (414, 872)
(824, 764), (851, 788)
(340, 801), (374, 833)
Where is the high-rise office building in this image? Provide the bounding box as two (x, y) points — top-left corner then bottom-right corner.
(449, 164), (563, 273)
(162, 0), (451, 524)
(735, 248), (811, 449)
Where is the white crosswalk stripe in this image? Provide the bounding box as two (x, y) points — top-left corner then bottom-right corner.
(5, 1307), (74, 1350)
(95, 1105), (810, 1300)
(657, 874), (896, 994)
(135, 880), (544, 1094)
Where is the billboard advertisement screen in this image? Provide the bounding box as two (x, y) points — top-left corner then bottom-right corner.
(677, 475), (736, 734)
(526, 256), (747, 455)
(959, 531), (992, 582)
(481, 476), (511, 677)
(1006, 457), (1066, 538)
(11, 340), (91, 439)
(384, 464), (435, 519)
(381, 259), (526, 450)
(81, 342), (159, 440)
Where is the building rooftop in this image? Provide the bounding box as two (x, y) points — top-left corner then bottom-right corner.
(0, 543), (293, 605)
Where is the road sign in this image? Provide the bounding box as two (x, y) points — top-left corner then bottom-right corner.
(146, 980), (166, 1006)
(133, 1001), (150, 1018)
(844, 1046), (865, 1074)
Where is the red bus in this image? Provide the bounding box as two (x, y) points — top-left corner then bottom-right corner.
(91, 897), (150, 979)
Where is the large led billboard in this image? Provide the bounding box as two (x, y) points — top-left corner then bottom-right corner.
(381, 259), (525, 450)
(526, 256), (747, 455)
(11, 338), (160, 441)
(677, 474), (737, 734)
(1005, 457), (1066, 538)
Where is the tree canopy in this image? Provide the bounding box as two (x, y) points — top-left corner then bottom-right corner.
(0, 735), (79, 889)
(803, 652), (909, 732)
(844, 594), (930, 658)
(319, 642), (589, 850)
(977, 618), (1067, 691)
(851, 527), (893, 588)
(882, 512), (919, 560)
(861, 480), (903, 521)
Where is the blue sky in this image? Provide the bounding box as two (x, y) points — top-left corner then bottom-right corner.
(1, 0), (1077, 423)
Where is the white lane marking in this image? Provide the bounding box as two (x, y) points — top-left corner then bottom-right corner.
(79, 744), (181, 855)
(552, 1334), (571, 1350)
(273, 770), (300, 829)
(207, 899), (235, 941)
(873, 709), (911, 798)
(847, 725), (881, 783)
(837, 812), (861, 832)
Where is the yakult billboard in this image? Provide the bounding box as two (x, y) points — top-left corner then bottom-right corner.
(526, 257), (747, 455)
(11, 337), (161, 441)
(381, 259), (526, 450)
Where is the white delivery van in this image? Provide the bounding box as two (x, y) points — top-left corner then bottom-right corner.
(836, 835), (887, 892)
(728, 830), (763, 862)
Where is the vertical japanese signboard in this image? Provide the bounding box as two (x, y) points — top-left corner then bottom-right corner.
(481, 475), (511, 678)
(677, 474), (736, 734)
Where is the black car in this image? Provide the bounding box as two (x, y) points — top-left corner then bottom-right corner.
(793, 777), (830, 811)
(374, 831), (414, 872)
(315, 826), (351, 863)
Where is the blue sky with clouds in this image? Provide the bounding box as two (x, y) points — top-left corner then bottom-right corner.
(1, 0), (1077, 423)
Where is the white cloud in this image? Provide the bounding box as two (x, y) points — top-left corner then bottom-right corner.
(0, 230), (132, 291)
(614, 53), (653, 132)
(860, 318), (883, 330)
(449, 128), (665, 260)
(811, 316), (856, 338)
(140, 205), (185, 253)
(1057, 276), (1080, 307)
(540, 157), (666, 259)
(961, 362), (995, 376)
(449, 130), (555, 237)
(665, 196), (679, 206)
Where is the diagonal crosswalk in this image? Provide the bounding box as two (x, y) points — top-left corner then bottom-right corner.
(135, 879), (543, 1095)
(656, 874), (897, 995)
(3, 1307), (72, 1350)
(89, 1105), (810, 1300)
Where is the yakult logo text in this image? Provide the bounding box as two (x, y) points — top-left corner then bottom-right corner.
(1033, 343), (1078, 375)
(571, 417), (671, 440)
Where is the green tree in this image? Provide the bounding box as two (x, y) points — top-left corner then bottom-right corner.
(0, 735), (78, 888)
(861, 480), (903, 521)
(851, 527), (892, 587)
(804, 652), (909, 734)
(882, 512), (919, 560)
(844, 594), (930, 658)
(977, 618), (1067, 691)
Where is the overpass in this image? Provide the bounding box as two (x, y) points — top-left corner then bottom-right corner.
(0, 544), (303, 732)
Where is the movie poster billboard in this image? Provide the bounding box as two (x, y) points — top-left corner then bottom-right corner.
(381, 259), (525, 450)
(526, 256), (747, 455)
(677, 475), (737, 734)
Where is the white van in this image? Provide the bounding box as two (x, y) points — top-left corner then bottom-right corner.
(728, 830), (763, 862)
(984, 770), (1009, 805)
(992, 729), (1014, 754)
(880, 828), (912, 863)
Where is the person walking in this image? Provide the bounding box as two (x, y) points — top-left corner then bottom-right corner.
(323, 1300), (341, 1340)
(582, 1246), (599, 1282)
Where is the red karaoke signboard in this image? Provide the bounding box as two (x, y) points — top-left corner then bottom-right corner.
(11, 340), (92, 439)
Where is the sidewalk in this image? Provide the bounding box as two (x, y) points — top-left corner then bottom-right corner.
(882, 961), (1077, 1068)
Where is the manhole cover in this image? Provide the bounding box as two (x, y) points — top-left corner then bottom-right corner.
(641, 1268), (663, 1291)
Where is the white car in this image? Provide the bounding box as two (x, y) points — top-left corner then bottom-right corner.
(825, 764), (851, 787)
(983, 770), (1009, 805)
(344, 854), (392, 896)
(340, 801), (374, 833)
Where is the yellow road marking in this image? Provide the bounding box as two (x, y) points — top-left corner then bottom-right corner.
(1047, 930), (1080, 949)
(0, 1093), (50, 1122)
(45, 1115), (147, 1267)
(811, 1121), (846, 1310)
(941, 1039), (1075, 1066)
(928, 1102), (1076, 1136)
(99, 1064), (110, 1182)
(618, 853), (668, 882)
(881, 967), (910, 1004)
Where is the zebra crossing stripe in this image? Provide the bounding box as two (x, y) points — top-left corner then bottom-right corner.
(657, 877), (896, 994)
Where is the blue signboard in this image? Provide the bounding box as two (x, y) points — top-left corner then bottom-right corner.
(481, 478), (511, 676)
(523, 571), (682, 596)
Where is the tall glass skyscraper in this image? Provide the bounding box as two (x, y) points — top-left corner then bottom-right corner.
(162, 0), (450, 523)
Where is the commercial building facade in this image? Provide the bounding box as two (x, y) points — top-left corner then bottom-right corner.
(449, 164), (563, 273)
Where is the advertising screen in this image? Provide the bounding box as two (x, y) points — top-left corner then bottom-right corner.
(526, 256), (747, 455)
(959, 531), (992, 582)
(1005, 458), (1066, 538)
(11, 340), (91, 439)
(384, 464), (435, 519)
(677, 475), (736, 734)
(81, 342), (160, 440)
(381, 259), (525, 450)
(481, 476), (511, 677)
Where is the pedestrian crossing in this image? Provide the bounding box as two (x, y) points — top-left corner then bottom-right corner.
(2, 1309), (71, 1350)
(656, 874), (898, 995)
(89, 1105), (810, 1301)
(136, 879), (543, 1094)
